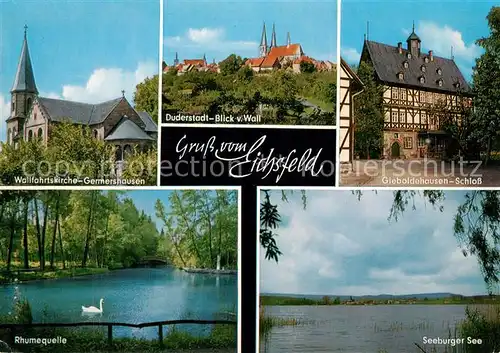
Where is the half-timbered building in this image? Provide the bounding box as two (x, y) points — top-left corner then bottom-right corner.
(359, 26), (471, 159)
(339, 57), (364, 171)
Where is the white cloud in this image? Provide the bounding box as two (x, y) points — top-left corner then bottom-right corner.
(165, 27), (257, 54)
(187, 28), (224, 44)
(61, 61), (157, 104)
(0, 94), (10, 142)
(413, 21), (481, 62)
(341, 47), (361, 64)
(260, 190), (485, 296)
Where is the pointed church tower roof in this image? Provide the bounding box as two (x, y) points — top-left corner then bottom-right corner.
(11, 25), (38, 94)
(270, 23), (277, 47)
(287, 32), (291, 46)
(260, 22), (268, 47)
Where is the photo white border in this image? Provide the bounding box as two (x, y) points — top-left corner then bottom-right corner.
(157, 0), (164, 187)
(0, 185), (242, 353)
(335, 0), (342, 188)
(161, 123), (336, 130)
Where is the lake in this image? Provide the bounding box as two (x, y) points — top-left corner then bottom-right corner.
(261, 305), (470, 353)
(0, 267), (238, 339)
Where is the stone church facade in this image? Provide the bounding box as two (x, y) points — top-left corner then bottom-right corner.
(6, 28), (157, 163)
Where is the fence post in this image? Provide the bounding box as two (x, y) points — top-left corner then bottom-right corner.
(107, 324), (113, 346)
(158, 324), (164, 348)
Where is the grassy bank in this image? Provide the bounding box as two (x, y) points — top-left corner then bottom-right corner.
(0, 324), (236, 352)
(0, 267), (110, 284)
(0, 295), (237, 352)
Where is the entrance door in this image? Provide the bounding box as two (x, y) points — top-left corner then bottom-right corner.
(391, 142), (401, 158)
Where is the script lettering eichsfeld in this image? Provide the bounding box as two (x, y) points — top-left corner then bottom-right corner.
(214, 135), (324, 182)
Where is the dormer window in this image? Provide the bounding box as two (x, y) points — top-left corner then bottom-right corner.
(419, 76), (425, 84)
(421, 65), (426, 73)
(407, 53), (412, 59)
(424, 57), (429, 63)
(454, 82), (461, 89)
(397, 72), (404, 80)
(437, 68), (442, 75)
(437, 79), (443, 87)
(403, 61), (409, 68)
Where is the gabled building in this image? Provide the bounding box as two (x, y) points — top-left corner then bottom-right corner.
(5, 27), (157, 163)
(246, 23), (304, 72)
(163, 53), (220, 75)
(359, 25), (471, 159)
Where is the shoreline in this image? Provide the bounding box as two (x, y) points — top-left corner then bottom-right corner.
(181, 267), (237, 275)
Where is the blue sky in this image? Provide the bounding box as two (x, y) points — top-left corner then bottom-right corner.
(260, 190), (492, 297)
(163, 0), (337, 65)
(0, 0), (159, 141)
(341, 0), (496, 82)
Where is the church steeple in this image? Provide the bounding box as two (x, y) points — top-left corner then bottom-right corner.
(174, 52), (179, 66)
(287, 32), (291, 47)
(11, 25), (38, 94)
(7, 25), (38, 145)
(270, 23), (277, 48)
(259, 22), (268, 57)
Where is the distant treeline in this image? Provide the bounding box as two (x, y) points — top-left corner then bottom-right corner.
(0, 190), (238, 281)
(260, 295), (500, 306)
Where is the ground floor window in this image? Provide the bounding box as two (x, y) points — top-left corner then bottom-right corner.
(404, 136), (413, 149)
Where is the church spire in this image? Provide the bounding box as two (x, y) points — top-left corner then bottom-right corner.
(11, 25), (38, 94)
(270, 23), (277, 48)
(259, 22), (268, 57)
(174, 52), (179, 66)
(287, 32), (291, 47)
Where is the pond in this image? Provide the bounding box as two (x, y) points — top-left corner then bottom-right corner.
(261, 304), (470, 353)
(0, 267), (238, 339)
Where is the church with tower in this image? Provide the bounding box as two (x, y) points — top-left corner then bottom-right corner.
(6, 27), (157, 162)
(245, 22), (334, 73)
(163, 22), (334, 74)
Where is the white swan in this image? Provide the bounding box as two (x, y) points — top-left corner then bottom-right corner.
(82, 298), (104, 313)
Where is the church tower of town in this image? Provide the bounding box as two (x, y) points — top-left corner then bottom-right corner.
(259, 22), (268, 57)
(7, 26), (38, 145)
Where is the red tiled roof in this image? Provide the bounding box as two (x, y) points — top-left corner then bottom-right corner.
(267, 44), (301, 58)
(246, 58), (265, 67)
(261, 55), (280, 68)
(293, 55), (315, 64)
(184, 59), (206, 66)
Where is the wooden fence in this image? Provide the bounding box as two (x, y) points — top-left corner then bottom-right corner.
(0, 319), (237, 348)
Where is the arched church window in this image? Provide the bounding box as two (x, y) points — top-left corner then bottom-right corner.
(7, 128), (11, 144)
(115, 145), (123, 161)
(27, 98), (32, 111)
(123, 144), (133, 157)
(28, 130), (33, 141)
(37, 128), (43, 139)
(93, 129), (98, 139)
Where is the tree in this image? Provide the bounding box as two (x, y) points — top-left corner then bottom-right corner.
(155, 191), (237, 269)
(472, 7), (500, 165)
(122, 146), (157, 185)
(353, 61), (384, 158)
(429, 92), (479, 160)
(300, 61), (316, 73)
(134, 75), (159, 118)
(219, 54), (245, 75)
